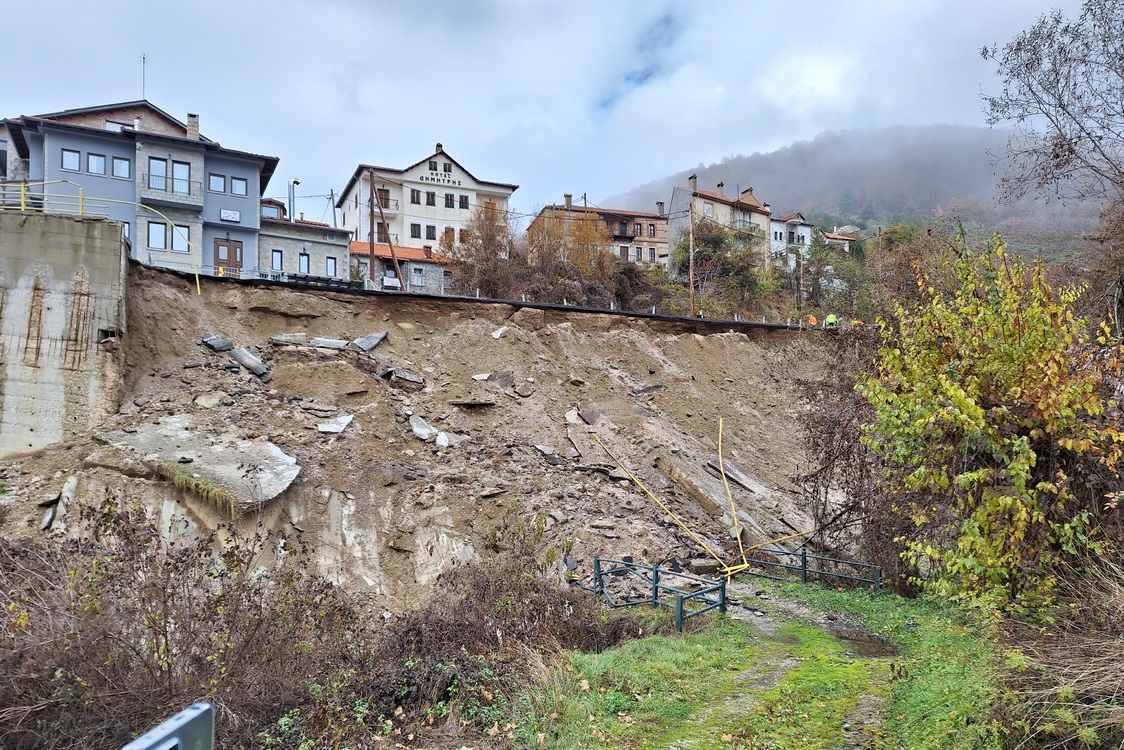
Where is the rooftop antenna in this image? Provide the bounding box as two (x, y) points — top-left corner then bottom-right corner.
(141, 53), (147, 99)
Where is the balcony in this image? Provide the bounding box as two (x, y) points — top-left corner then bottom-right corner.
(374, 197), (399, 214)
(140, 173), (204, 207)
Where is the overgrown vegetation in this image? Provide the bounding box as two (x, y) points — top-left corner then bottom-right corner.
(0, 497), (651, 749)
(858, 235), (1124, 610)
(151, 459), (242, 517)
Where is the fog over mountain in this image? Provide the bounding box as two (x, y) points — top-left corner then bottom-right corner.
(603, 125), (1100, 258)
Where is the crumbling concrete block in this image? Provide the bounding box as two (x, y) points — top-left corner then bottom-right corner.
(352, 332), (388, 352)
(270, 333), (309, 346)
(309, 337), (350, 350)
(201, 333), (233, 352)
(229, 348), (268, 376)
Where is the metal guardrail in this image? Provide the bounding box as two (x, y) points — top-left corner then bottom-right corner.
(121, 702), (214, 750)
(0, 180), (109, 217)
(580, 556), (727, 632)
(745, 545), (882, 590)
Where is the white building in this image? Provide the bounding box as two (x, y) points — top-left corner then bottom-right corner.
(770, 211), (815, 271)
(336, 143), (518, 253)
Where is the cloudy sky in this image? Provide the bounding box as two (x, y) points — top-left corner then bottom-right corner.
(6, 0), (1083, 225)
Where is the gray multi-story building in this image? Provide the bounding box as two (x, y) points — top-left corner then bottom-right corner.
(1, 100), (279, 277)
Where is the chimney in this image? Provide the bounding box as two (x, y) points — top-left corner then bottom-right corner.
(564, 193), (572, 209)
(435, 142), (443, 153)
(423, 246), (433, 259)
(133, 116), (141, 131)
(186, 113), (200, 140)
(717, 182), (724, 198)
(689, 174), (697, 193)
(656, 201), (665, 216)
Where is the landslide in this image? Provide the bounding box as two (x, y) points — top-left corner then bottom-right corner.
(0, 263), (832, 611)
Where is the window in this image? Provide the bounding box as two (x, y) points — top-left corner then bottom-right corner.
(376, 222), (389, 243)
(428, 160), (437, 171)
(0, 139), (7, 179)
(209, 174), (225, 192)
(231, 177), (247, 196)
(459, 194), (468, 209)
(425, 191), (436, 206)
(112, 156), (130, 179)
(788, 231), (795, 244)
(61, 148), (80, 171)
(443, 162), (452, 173)
(618, 221), (627, 236)
(298, 253), (310, 274)
(410, 223), (421, 239)
(634, 223), (641, 236)
(326, 256), (337, 277)
(261, 204), (281, 219)
(271, 249), (283, 270)
(412, 266), (425, 283)
(444, 193), (455, 208)
(634, 247), (642, 261)
(458, 228), (466, 243)
(703, 202), (713, 217)
(619, 246), (629, 260)
(443, 226), (454, 243)
(425, 225), (436, 240)
(122, 223), (130, 239)
(148, 157), (167, 190)
(172, 161), (190, 195)
(649, 247), (656, 262)
(410, 189), (421, 204)
(648, 223), (655, 237)
(171, 225), (189, 252)
(147, 221), (166, 249)
(87, 153), (106, 175)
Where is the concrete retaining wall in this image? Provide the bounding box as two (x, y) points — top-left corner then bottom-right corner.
(0, 213), (126, 458)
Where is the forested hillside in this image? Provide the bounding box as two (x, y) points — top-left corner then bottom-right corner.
(605, 125), (1101, 262)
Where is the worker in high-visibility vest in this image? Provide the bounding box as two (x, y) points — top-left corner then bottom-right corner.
(825, 313), (839, 328)
(807, 314), (818, 326)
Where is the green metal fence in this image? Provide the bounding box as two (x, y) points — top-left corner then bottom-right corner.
(745, 545), (882, 590)
(580, 556), (727, 632)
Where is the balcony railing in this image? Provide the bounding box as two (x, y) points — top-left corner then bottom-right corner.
(142, 173), (203, 201)
(374, 197), (399, 212)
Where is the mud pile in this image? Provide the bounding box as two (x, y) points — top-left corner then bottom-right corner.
(0, 264), (831, 611)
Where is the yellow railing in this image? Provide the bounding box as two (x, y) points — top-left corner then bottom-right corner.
(0, 180), (112, 217)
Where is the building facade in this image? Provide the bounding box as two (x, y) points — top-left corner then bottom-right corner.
(258, 199), (351, 280)
(336, 143), (518, 255)
(349, 241), (450, 294)
(667, 175), (773, 253)
(528, 194), (671, 267)
(1, 101), (278, 277)
(770, 211), (815, 271)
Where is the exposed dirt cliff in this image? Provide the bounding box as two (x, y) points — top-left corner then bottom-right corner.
(0, 263), (833, 612)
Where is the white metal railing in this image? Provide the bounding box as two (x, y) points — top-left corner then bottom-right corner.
(141, 173), (202, 200)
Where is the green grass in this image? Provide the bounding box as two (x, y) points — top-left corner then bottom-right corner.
(508, 581), (1005, 749)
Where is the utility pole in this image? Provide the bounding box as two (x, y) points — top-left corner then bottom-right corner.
(688, 201), (696, 318)
(328, 189), (338, 228)
(368, 168), (402, 288)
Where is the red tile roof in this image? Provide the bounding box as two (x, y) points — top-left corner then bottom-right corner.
(349, 241), (453, 264)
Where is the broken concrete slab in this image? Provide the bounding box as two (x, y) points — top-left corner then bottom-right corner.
(309, 337), (350, 350)
(101, 415), (300, 514)
(193, 391), (232, 409)
(435, 431), (470, 448)
(201, 333), (233, 352)
(410, 415), (439, 441)
(565, 408), (583, 425)
(471, 373), (491, 381)
(229, 348), (268, 376)
(489, 371), (516, 389)
(317, 415), (354, 434)
(352, 332), (388, 352)
(577, 397), (653, 426)
(299, 400), (338, 417)
(492, 326), (509, 339)
(270, 332), (310, 346)
(389, 368), (425, 389)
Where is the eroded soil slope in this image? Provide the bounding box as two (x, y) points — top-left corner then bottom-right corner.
(0, 264), (831, 611)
